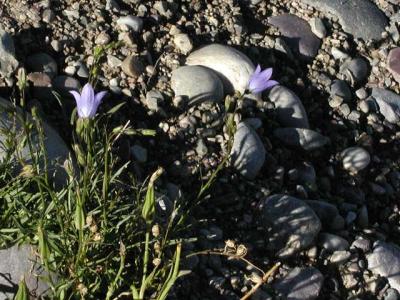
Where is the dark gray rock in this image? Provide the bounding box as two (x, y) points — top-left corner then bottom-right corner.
(370, 88), (400, 124)
(26, 53), (58, 78)
(340, 58), (369, 84)
(269, 86), (309, 129)
(230, 122), (266, 180)
(367, 241), (400, 292)
(52, 75), (81, 98)
(274, 267), (323, 300)
(0, 97), (71, 186)
(186, 44), (255, 94)
(258, 194), (321, 257)
(0, 244), (50, 299)
(273, 128), (329, 151)
(340, 146), (370, 172)
(305, 200), (345, 230)
(319, 233), (349, 251)
(330, 80), (352, 101)
(171, 66), (224, 106)
(0, 28), (18, 77)
(300, 0), (388, 41)
(268, 14), (321, 59)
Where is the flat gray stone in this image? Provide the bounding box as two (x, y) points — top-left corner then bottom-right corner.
(305, 200), (345, 230)
(230, 122), (265, 180)
(52, 75), (81, 98)
(300, 0), (388, 41)
(171, 66), (224, 106)
(367, 241), (400, 293)
(273, 128), (329, 151)
(0, 28), (18, 78)
(26, 53), (58, 79)
(258, 194), (321, 257)
(370, 88), (400, 124)
(0, 244), (50, 299)
(0, 97), (71, 186)
(274, 267), (323, 300)
(269, 86), (309, 129)
(268, 14), (321, 59)
(186, 44), (255, 94)
(340, 146), (370, 172)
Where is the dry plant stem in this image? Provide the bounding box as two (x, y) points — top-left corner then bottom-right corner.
(240, 262), (281, 300)
(187, 250), (264, 275)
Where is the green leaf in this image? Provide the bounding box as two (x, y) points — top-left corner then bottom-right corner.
(106, 102), (126, 115)
(15, 278), (29, 300)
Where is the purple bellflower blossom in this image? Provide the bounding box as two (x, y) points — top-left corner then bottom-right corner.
(247, 65), (279, 94)
(70, 83), (107, 118)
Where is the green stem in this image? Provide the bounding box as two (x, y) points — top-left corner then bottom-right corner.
(139, 230), (150, 299)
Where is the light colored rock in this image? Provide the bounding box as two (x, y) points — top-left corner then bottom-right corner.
(0, 27), (18, 77)
(269, 86), (309, 128)
(367, 241), (400, 293)
(174, 33), (193, 54)
(274, 267), (323, 299)
(186, 44), (255, 94)
(0, 245), (51, 299)
(370, 88), (400, 124)
(319, 233), (349, 251)
(230, 122), (265, 180)
(309, 17), (327, 39)
(258, 194), (321, 257)
(171, 66), (223, 106)
(300, 0), (388, 41)
(340, 146), (370, 172)
(117, 15), (143, 33)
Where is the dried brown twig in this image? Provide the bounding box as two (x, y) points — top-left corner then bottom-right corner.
(186, 240), (281, 300)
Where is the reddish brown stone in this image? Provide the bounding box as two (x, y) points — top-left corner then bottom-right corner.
(387, 48), (400, 84)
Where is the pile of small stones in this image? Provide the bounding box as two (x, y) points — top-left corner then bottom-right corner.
(1, 0), (400, 299)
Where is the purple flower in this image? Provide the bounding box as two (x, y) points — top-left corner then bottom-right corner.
(247, 65), (279, 94)
(70, 83), (107, 118)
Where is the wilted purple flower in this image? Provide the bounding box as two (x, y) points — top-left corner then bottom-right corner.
(70, 83), (107, 118)
(247, 65), (279, 94)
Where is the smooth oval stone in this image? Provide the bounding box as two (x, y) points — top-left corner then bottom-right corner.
(186, 44), (255, 94)
(388, 48), (400, 84)
(340, 57), (369, 84)
(330, 80), (352, 101)
(370, 88), (400, 124)
(171, 66), (224, 106)
(0, 27), (18, 77)
(117, 15), (143, 32)
(26, 52), (58, 78)
(258, 194), (321, 258)
(268, 14), (321, 59)
(340, 146), (370, 172)
(269, 86), (309, 129)
(367, 241), (400, 293)
(274, 267), (323, 300)
(305, 200), (345, 231)
(273, 128), (329, 150)
(230, 122), (265, 180)
(0, 97), (71, 186)
(319, 233), (349, 251)
(300, 0), (388, 41)
(0, 244), (51, 299)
